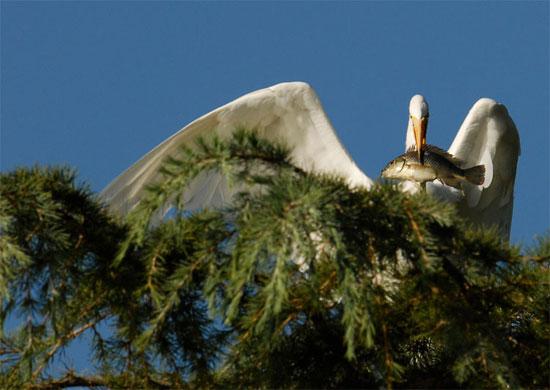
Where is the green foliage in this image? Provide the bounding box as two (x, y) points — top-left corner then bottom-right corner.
(1, 132), (548, 389)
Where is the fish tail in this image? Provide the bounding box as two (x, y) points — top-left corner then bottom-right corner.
(463, 165), (485, 185)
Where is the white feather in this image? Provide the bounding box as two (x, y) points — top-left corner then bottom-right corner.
(405, 118), (416, 151)
(405, 94), (429, 151)
(409, 95), (429, 118)
(448, 98), (520, 238)
(101, 84), (520, 239)
(101, 82), (373, 218)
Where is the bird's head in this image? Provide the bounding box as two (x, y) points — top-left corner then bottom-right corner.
(408, 95), (429, 163)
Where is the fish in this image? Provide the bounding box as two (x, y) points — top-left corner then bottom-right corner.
(381, 145), (485, 189)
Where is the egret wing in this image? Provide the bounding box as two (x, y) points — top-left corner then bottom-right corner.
(448, 98), (520, 238)
(101, 82), (372, 216)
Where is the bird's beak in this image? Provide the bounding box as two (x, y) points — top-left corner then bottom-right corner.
(412, 116), (428, 163)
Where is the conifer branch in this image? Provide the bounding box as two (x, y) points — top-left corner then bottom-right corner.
(31, 313), (109, 381)
(2, 137), (548, 389)
(28, 371), (175, 389)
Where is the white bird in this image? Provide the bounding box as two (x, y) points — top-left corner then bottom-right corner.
(405, 94), (520, 239)
(406, 94), (430, 162)
(101, 82), (520, 239)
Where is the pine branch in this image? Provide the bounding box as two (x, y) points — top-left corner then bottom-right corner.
(28, 371), (175, 389)
(31, 313), (109, 380)
(2, 136), (548, 389)
(29, 374), (106, 389)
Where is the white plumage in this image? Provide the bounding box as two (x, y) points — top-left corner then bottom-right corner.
(101, 82), (372, 215)
(101, 82), (520, 239)
(404, 94), (520, 239)
(447, 98), (520, 238)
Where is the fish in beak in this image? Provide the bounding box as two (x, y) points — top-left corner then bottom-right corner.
(411, 116), (428, 163)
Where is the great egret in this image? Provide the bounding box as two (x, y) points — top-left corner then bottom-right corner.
(406, 94), (430, 163)
(403, 94), (520, 238)
(101, 82), (520, 238)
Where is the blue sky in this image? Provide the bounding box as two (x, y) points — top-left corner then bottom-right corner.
(2, 2), (548, 245)
(1, 1), (548, 378)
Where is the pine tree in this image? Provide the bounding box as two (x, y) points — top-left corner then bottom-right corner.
(1, 131), (548, 389)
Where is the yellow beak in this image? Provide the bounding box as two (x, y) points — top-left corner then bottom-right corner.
(412, 116), (428, 163)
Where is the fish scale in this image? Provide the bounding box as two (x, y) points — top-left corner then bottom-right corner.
(381, 147), (485, 189)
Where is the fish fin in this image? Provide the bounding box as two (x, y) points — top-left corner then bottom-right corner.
(424, 144), (464, 165)
(441, 177), (462, 189)
(463, 165), (485, 185)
